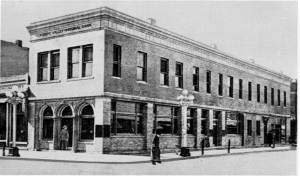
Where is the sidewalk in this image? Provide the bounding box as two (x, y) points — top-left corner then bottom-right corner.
(0, 145), (295, 164)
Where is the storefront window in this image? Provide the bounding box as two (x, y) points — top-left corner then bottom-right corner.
(226, 112), (238, 134)
(0, 104), (6, 140)
(16, 104), (27, 142)
(42, 106), (53, 140)
(80, 105), (94, 140)
(187, 108), (196, 135)
(201, 109), (209, 135)
(111, 101), (145, 135)
(154, 106), (180, 135)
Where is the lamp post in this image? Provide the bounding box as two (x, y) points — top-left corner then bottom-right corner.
(177, 89), (194, 157)
(5, 85), (28, 157)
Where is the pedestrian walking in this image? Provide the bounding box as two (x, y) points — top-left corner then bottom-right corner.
(152, 132), (161, 165)
(59, 125), (69, 150)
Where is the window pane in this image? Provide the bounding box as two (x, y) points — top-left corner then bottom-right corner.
(42, 68), (48, 81)
(62, 106), (73, 116)
(43, 106), (53, 116)
(81, 118), (94, 140)
(137, 67), (143, 81)
(51, 52), (60, 67)
(137, 53), (144, 67)
(81, 105), (94, 115)
(83, 45), (93, 61)
(160, 73), (165, 85)
(157, 117), (172, 134)
(71, 48), (80, 63)
(72, 63), (79, 78)
(116, 115), (135, 133)
(136, 115), (143, 134)
(50, 68), (59, 80)
(43, 118), (53, 139)
(113, 63), (120, 77)
(40, 53), (48, 67)
(175, 77), (179, 87)
(82, 62), (93, 77)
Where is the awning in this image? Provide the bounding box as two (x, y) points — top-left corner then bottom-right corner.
(0, 98), (7, 103)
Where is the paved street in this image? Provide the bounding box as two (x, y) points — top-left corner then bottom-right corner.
(0, 150), (296, 175)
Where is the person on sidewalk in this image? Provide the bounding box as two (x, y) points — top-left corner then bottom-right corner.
(59, 125), (69, 150)
(152, 132), (162, 165)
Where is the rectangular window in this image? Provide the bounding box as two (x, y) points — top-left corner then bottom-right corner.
(50, 50), (60, 80)
(187, 108), (196, 134)
(206, 70), (211, 93)
(82, 44), (93, 77)
(239, 79), (243, 99)
(248, 82), (252, 101)
(37, 52), (49, 81)
(193, 67), (199, 91)
(284, 91), (287, 107)
(226, 112), (238, 134)
(201, 109), (209, 135)
(264, 86), (268, 104)
(160, 58), (169, 86)
(110, 100), (145, 135)
(247, 120), (252, 136)
(137, 52), (147, 81)
(278, 89), (281, 106)
(257, 84), (260, 102)
(228, 76), (233, 97)
(271, 88), (274, 105)
(175, 62), (183, 88)
(154, 106), (180, 135)
(113, 44), (121, 77)
(256, 121), (261, 136)
(218, 74), (223, 96)
(68, 47), (80, 78)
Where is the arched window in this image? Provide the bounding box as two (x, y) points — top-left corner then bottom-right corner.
(80, 105), (94, 140)
(42, 106), (54, 139)
(62, 106), (73, 116)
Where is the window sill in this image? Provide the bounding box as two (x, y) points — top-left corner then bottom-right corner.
(175, 87), (183, 91)
(67, 76), (94, 82)
(79, 140), (94, 144)
(159, 85), (169, 88)
(192, 90), (200, 94)
(42, 139), (54, 142)
(111, 134), (144, 138)
(112, 76), (121, 79)
(37, 80), (61, 84)
(136, 81), (148, 85)
(159, 134), (180, 137)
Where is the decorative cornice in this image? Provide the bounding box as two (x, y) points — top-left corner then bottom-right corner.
(26, 7), (292, 82)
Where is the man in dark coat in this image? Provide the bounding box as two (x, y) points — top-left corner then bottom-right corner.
(152, 132), (161, 165)
(60, 125), (69, 150)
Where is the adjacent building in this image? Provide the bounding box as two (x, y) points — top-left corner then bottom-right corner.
(290, 80), (297, 143)
(0, 40), (29, 147)
(26, 7), (292, 153)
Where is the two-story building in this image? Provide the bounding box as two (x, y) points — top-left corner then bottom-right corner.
(26, 7), (292, 153)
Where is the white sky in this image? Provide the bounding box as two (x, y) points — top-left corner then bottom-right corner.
(1, 0), (297, 79)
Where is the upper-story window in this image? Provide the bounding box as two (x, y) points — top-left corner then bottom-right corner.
(160, 58), (169, 86)
(271, 88), (275, 105)
(264, 86), (268, 104)
(68, 44), (93, 79)
(206, 70), (211, 94)
(193, 67), (199, 91)
(218, 74), (223, 96)
(112, 44), (121, 77)
(175, 62), (183, 88)
(257, 84), (260, 103)
(37, 50), (60, 82)
(137, 52), (147, 82)
(284, 91), (287, 107)
(248, 82), (252, 101)
(239, 79), (243, 99)
(228, 76), (233, 98)
(82, 45), (93, 77)
(277, 89), (281, 106)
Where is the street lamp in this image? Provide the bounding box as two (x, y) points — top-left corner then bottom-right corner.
(5, 85), (28, 157)
(177, 89), (194, 157)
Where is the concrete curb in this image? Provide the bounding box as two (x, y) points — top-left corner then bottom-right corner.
(0, 148), (295, 164)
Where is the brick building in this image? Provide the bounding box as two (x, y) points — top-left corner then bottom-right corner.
(26, 7), (292, 153)
(0, 40), (29, 147)
(290, 81), (297, 143)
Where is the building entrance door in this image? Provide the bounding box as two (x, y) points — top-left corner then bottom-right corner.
(61, 118), (73, 147)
